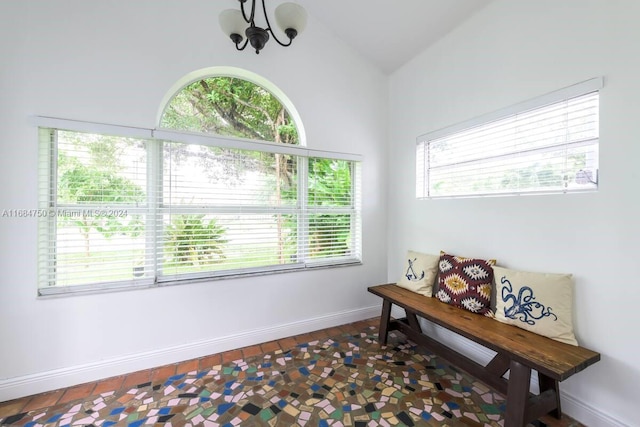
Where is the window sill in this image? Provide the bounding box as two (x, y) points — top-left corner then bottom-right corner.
(37, 260), (363, 298)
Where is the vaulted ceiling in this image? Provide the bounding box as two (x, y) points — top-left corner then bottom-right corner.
(297, 0), (494, 74)
(218, 0), (494, 74)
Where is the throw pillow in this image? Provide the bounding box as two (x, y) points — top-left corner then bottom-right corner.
(396, 250), (440, 297)
(435, 251), (496, 316)
(493, 266), (578, 346)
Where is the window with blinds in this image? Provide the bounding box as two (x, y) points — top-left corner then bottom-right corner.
(416, 78), (602, 198)
(37, 124), (361, 295)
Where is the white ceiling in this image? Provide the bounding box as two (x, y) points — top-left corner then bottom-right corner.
(298, 0), (494, 74)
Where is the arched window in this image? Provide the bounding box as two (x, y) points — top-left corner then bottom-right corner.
(161, 76), (299, 145)
(36, 70), (361, 295)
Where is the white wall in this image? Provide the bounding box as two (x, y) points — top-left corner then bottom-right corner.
(3, 1), (632, 423)
(388, 1), (639, 426)
(0, 1), (388, 400)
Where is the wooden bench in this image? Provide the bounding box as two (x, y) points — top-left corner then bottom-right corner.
(368, 283), (600, 427)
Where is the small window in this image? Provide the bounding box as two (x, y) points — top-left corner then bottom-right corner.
(416, 78), (602, 198)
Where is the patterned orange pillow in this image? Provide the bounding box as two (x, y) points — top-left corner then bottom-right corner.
(435, 252), (496, 316)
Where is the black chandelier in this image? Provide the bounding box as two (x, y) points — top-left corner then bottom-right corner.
(219, 0), (307, 54)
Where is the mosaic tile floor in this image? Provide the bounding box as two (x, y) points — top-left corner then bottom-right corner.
(0, 319), (583, 426)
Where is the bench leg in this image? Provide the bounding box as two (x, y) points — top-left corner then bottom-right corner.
(505, 360), (532, 427)
(538, 373), (562, 419)
(406, 310), (422, 332)
(378, 299), (392, 345)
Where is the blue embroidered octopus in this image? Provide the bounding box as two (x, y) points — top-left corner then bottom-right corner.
(500, 276), (557, 325)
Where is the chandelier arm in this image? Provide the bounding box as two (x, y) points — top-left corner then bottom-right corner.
(240, 0), (256, 24)
(235, 37), (250, 51)
(260, 0), (293, 47)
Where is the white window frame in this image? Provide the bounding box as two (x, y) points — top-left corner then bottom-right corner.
(416, 77), (603, 199)
(35, 116), (362, 296)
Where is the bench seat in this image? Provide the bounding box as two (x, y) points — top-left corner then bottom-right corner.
(368, 283), (600, 427)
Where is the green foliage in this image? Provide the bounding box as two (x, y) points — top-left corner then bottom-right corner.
(282, 159), (354, 258)
(161, 77), (299, 144)
(161, 77), (299, 196)
(57, 159), (146, 258)
(165, 215), (228, 266)
(308, 159), (352, 206)
(307, 214), (352, 258)
(307, 159), (353, 257)
(53, 132), (147, 270)
(58, 163), (145, 205)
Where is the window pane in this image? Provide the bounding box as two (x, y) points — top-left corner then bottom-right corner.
(160, 213), (298, 278)
(308, 158), (353, 207)
(43, 130), (149, 288)
(52, 213), (147, 286)
(160, 77), (299, 145)
(430, 93), (599, 169)
(306, 213), (357, 260)
(417, 88), (599, 198)
(57, 131), (147, 205)
(429, 142), (598, 197)
(163, 143), (297, 207)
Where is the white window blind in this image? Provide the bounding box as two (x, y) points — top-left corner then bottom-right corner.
(38, 129), (150, 290)
(37, 121), (362, 295)
(416, 78), (602, 198)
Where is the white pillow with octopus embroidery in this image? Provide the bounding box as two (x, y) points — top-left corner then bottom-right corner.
(493, 266), (578, 346)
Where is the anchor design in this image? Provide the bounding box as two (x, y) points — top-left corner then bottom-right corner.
(405, 258), (425, 282)
(500, 276), (557, 325)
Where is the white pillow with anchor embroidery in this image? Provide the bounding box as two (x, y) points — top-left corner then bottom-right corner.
(493, 266), (578, 346)
(396, 250), (440, 297)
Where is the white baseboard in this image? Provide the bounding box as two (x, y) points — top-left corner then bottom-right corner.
(390, 307), (622, 427)
(561, 392), (630, 427)
(0, 305), (381, 402)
